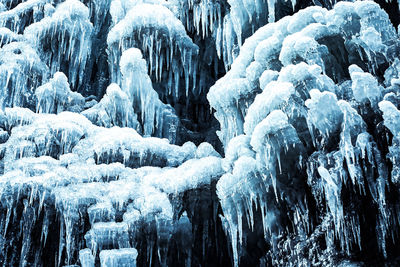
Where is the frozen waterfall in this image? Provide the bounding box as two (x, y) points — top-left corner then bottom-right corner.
(0, 0), (400, 266)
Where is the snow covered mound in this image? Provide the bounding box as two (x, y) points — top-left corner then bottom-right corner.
(0, 0), (400, 266)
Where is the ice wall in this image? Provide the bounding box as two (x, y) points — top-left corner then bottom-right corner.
(0, 0), (399, 266)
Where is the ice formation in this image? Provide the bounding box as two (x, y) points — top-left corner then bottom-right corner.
(36, 72), (85, 114)
(0, 0), (400, 266)
(24, 0), (93, 90)
(107, 3), (199, 98)
(209, 1), (400, 266)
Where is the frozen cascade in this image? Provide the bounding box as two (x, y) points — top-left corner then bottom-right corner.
(35, 72), (85, 114)
(0, 109), (225, 266)
(119, 48), (180, 142)
(209, 1), (400, 266)
(0, 0), (400, 266)
(24, 0), (93, 91)
(0, 41), (48, 110)
(0, 0), (49, 33)
(107, 3), (199, 99)
(82, 83), (140, 131)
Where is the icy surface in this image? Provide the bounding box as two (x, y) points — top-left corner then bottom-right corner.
(0, 0), (400, 266)
(36, 72), (85, 114)
(24, 0), (92, 90)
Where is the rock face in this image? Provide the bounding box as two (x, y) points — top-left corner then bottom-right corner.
(0, 0), (400, 266)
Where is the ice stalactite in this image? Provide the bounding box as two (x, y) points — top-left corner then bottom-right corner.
(35, 72), (85, 114)
(0, 26), (23, 46)
(119, 48), (180, 142)
(379, 100), (400, 184)
(81, 0), (111, 34)
(0, 0), (49, 33)
(0, 0), (400, 266)
(107, 3), (199, 100)
(82, 83), (141, 131)
(209, 2), (399, 147)
(0, 108), (224, 266)
(24, 0), (93, 91)
(210, 1), (400, 266)
(0, 41), (48, 110)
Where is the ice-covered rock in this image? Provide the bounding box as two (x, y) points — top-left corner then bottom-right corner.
(0, 27), (23, 47)
(1, 0), (400, 266)
(107, 3), (198, 98)
(0, 41), (48, 110)
(119, 48), (180, 142)
(99, 248), (138, 267)
(145, 156), (224, 194)
(0, 0), (49, 33)
(24, 0), (93, 91)
(82, 83), (140, 131)
(35, 72), (85, 114)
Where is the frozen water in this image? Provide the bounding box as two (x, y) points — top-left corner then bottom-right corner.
(99, 248), (138, 267)
(82, 83), (140, 131)
(24, 0), (93, 90)
(107, 3), (198, 99)
(0, 0), (400, 266)
(0, 41), (48, 110)
(36, 72), (85, 114)
(119, 48), (180, 141)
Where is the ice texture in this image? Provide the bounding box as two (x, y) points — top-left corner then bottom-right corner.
(36, 72), (85, 114)
(0, 41), (48, 110)
(119, 48), (180, 141)
(24, 0), (92, 90)
(82, 83), (140, 131)
(0, 0), (400, 266)
(0, 109), (224, 265)
(99, 248), (138, 267)
(107, 3), (199, 99)
(208, 1), (400, 266)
